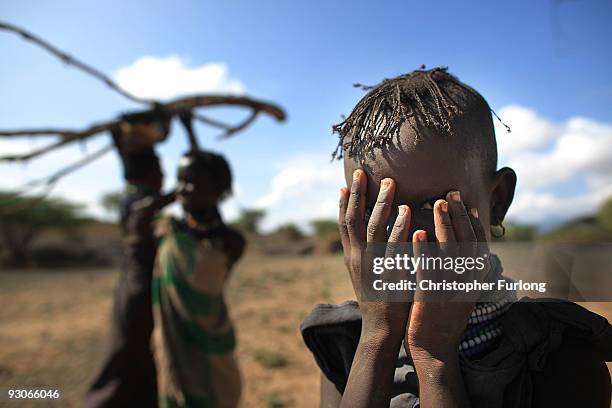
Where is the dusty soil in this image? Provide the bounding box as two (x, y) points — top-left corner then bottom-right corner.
(0, 252), (610, 407)
(0, 253), (352, 408)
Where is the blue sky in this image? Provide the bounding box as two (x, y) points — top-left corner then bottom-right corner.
(1, 0), (611, 230)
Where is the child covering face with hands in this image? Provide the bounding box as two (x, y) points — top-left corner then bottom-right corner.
(301, 68), (611, 408)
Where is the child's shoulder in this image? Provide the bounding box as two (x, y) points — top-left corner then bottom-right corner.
(218, 225), (246, 263)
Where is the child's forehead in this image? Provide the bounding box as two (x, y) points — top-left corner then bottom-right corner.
(342, 127), (484, 204)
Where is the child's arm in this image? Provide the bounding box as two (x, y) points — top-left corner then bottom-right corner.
(338, 173), (482, 408)
(126, 192), (175, 241)
(336, 171), (412, 408)
(223, 228), (246, 269)
(404, 193), (488, 408)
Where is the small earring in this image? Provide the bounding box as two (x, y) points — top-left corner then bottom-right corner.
(491, 222), (506, 239)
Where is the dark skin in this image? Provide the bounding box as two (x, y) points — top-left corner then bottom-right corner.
(176, 155), (220, 218)
(324, 121), (610, 407)
(111, 123), (165, 192)
(126, 155), (244, 265)
(175, 156), (245, 264)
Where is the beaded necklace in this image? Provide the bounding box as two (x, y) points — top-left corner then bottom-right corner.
(459, 299), (511, 358)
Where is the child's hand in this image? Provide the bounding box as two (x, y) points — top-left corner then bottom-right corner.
(338, 169), (412, 341)
(406, 191), (488, 360)
(126, 192), (176, 238)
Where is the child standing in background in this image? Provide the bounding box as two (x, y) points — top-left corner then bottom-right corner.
(152, 150), (245, 408)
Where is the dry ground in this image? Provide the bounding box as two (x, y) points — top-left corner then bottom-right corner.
(0, 253), (352, 408)
(0, 252), (610, 407)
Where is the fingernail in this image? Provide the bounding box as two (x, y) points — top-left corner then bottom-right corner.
(450, 191), (461, 202)
(380, 178), (392, 191)
(353, 169), (362, 181)
(470, 208), (479, 218)
(440, 200), (448, 213)
(394, 206), (407, 227)
(416, 230), (427, 242)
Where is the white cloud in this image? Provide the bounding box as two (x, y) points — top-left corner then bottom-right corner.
(503, 116), (612, 189)
(219, 183), (242, 222)
(495, 105), (556, 157)
(113, 55), (245, 100)
(498, 107), (612, 225)
(254, 154), (344, 232)
(507, 187), (612, 225)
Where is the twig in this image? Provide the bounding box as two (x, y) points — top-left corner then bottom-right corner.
(194, 109), (260, 139)
(0, 121), (118, 161)
(0, 129), (77, 137)
(0, 144), (113, 216)
(163, 95), (286, 122)
(23, 143), (114, 188)
(173, 95), (285, 139)
(0, 21), (155, 106)
(193, 113), (235, 131)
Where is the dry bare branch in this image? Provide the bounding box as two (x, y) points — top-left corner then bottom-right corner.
(0, 121), (118, 161)
(163, 95), (286, 122)
(24, 143), (114, 188)
(0, 95), (286, 162)
(0, 21), (154, 105)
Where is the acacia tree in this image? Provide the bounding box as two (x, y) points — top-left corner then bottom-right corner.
(311, 219), (338, 237)
(232, 208), (266, 235)
(0, 191), (85, 267)
(597, 196), (612, 231)
(100, 191), (123, 219)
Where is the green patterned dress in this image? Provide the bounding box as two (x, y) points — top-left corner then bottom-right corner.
(152, 217), (243, 408)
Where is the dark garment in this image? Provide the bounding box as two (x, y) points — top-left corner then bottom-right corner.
(84, 188), (159, 408)
(301, 299), (612, 408)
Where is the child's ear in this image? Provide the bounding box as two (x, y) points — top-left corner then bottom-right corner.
(489, 167), (517, 225)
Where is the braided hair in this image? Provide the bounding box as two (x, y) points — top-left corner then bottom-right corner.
(333, 67), (507, 171)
